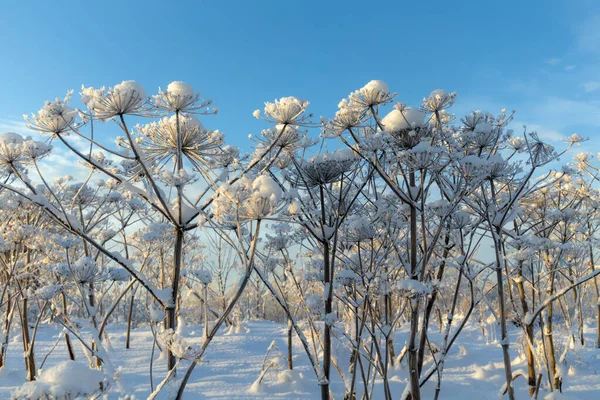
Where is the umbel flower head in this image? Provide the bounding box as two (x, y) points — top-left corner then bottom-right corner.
(323, 102), (366, 137)
(25, 92), (78, 136)
(422, 89), (456, 113)
(0, 132), (26, 168)
(294, 148), (356, 187)
(213, 175), (283, 222)
(0, 132), (52, 168)
(136, 114), (224, 170)
(257, 96), (311, 125)
(527, 132), (557, 167)
(344, 214), (376, 242)
(20, 139), (52, 161)
(81, 80), (146, 119)
(151, 81), (215, 114)
(348, 80), (392, 107)
(252, 125), (314, 161)
(381, 104), (430, 149)
(55, 256), (103, 284)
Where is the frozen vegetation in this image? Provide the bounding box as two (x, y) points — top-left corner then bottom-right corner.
(0, 80), (599, 399)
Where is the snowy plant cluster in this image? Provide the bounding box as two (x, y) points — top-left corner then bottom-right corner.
(0, 79), (598, 400)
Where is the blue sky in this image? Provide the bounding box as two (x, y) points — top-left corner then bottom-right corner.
(0, 0), (599, 174)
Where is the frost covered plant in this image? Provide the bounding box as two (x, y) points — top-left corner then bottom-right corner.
(65, 256), (102, 284)
(344, 214), (376, 242)
(184, 268), (212, 285)
(397, 142), (445, 171)
(422, 89), (456, 113)
(160, 329), (203, 361)
(34, 285), (64, 301)
(265, 223), (293, 251)
(256, 125), (313, 155)
(151, 81), (215, 113)
(25, 92), (77, 136)
(81, 80), (146, 119)
(527, 131), (557, 166)
(0, 132), (52, 172)
(507, 136), (527, 152)
(137, 114), (224, 169)
(213, 175), (283, 221)
(381, 104), (430, 149)
(259, 97), (311, 125)
(294, 149), (356, 187)
(21, 139), (52, 162)
(0, 132), (27, 168)
(323, 102), (366, 137)
(323, 80), (391, 137)
(349, 80), (392, 107)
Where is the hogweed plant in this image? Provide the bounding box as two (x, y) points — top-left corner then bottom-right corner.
(0, 78), (597, 400)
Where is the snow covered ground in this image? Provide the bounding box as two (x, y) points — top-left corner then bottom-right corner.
(1, 320), (600, 399)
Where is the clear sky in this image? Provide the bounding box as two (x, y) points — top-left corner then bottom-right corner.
(0, 0), (599, 165)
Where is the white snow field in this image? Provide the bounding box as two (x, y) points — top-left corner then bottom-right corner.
(1, 320), (599, 399)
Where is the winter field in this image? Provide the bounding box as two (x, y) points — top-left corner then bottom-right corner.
(1, 320), (599, 400)
(1, 78), (600, 400)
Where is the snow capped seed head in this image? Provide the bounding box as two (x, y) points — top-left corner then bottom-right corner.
(167, 81), (195, 97)
(240, 175), (284, 219)
(105, 267), (130, 282)
(256, 124), (313, 154)
(80, 81), (146, 119)
(345, 214), (376, 242)
(324, 103), (365, 137)
(71, 256), (101, 284)
(356, 80), (391, 106)
(428, 199), (452, 218)
(450, 209), (474, 230)
(0, 133), (50, 168)
(263, 97), (310, 124)
(305, 294), (323, 311)
(152, 81), (212, 113)
(26, 93), (77, 136)
(114, 80), (146, 99)
(21, 139), (52, 161)
(80, 85), (105, 109)
(187, 268), (212, 285)
(335, 269), (360, 287)
(423, 89), (456, 113)
(508, 136), (527, 152)
(136, 114), (223, 167)
(294, 149), (356, 187)
(35, 285), (64, 301)
(574, 152), (593, 170)
(397, 279), (432, 298)
(252, 175), (283, 205)
(461, 111), (487, 132)
(0, 132), (25, 144)
(474, 121), (493, 134)
(382, 107), (426, 132)
(0, 132), (26, 168)
(213, 175), (283, 222)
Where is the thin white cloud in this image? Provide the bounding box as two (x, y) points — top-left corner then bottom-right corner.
(531, 96), (600, 129)
(546, 58), (561, 66)
(583, 81), (600, 93)
(564, 65), (576, 71)
(512, 122), (564, 142)
(577, 15), (600, 54)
